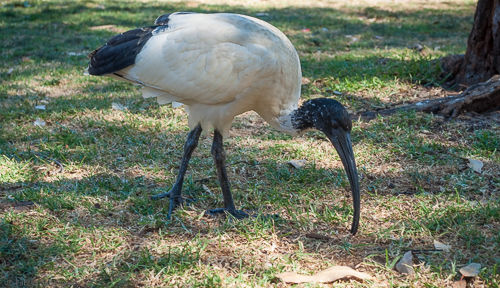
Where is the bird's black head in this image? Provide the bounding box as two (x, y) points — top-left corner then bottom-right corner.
(293, 98), (360, 234)
(303, 98), (352, 132)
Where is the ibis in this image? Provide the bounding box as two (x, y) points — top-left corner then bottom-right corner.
(87, 12), (361, 234)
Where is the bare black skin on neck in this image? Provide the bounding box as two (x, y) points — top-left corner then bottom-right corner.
(291, 98), (352, 132)
(291, 98), (360, 234)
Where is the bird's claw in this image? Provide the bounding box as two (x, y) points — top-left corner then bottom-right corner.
(206, 208), (250, 219)
(166, 195), (183, 219)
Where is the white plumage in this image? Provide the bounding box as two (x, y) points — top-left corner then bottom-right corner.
(113, 13), (301, 134)
(88, 12), (361, 234)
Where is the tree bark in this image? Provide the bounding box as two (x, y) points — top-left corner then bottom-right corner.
(447, 0), (500, 86)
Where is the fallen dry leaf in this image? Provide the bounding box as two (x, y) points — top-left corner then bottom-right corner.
(459, 263), (481, 277)
(452, 279), (467, 288)
(277, 266), (371, 284)
(112, 102), (127, 111)
(395, 251), (414, 275)
(345, 35), (359, 43)
(410, 43), (424, 51)
(434, 240), (451, 252)
(34, 118), (46, 127)
(467, 158), (483, 173)
(202, 184), (214, 196)
(288, 159), (306, 169)
(305, 232), (333, 241)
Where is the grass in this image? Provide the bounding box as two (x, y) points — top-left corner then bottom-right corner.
(0, 0), (498, 287)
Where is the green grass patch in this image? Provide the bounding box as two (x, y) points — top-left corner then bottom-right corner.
(1, 0), (498, 287)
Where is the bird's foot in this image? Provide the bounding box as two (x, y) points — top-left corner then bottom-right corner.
(151, 184), (187, 201)
(151, 191), (172, 200)
(151, 186), (186, 219)
(206, 208), (250, 219)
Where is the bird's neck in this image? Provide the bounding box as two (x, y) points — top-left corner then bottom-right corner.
(271, 100), (316, 135)
(290, 101), (316, 132)
(273, 99), (322, 135)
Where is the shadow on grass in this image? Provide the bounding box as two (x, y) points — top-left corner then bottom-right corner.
(0, 0), (472, 75)
(0, 219), (74, 287)
(0, 148), (497, 285)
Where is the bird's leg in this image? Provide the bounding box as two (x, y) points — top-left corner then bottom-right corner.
(207, 130), (249, 219)
(151, 124), (202, 218)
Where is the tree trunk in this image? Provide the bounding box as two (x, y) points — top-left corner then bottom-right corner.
(448, 0), (500, 86)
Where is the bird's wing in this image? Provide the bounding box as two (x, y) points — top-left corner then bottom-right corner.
(88, 13), (278, 106)
(88, 26), (157, 76)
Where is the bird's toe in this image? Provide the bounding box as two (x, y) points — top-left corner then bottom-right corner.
(206, 208), (249, 219)
(166, 195), (184, 219)
(151, 191), (172, 200)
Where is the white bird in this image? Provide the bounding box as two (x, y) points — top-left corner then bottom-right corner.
(88, 12), (360, 234)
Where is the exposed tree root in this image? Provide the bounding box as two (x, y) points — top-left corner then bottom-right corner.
(356, 75), (500, 121)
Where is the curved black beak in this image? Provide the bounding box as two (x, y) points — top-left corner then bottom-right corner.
(326, 129), (360, 235)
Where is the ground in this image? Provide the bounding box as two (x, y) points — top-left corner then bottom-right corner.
(0, 0), (498, 287)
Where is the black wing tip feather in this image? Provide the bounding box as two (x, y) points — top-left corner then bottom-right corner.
(87, 12), (196, 76)
(87, 26), (159, 76)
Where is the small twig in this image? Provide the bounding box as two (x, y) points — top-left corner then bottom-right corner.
(52, 159), (64, 174)
(231, 160), (260, 166)
(305, 232), (334, 241)
(31, 152), (64, 174)
(406, 249), (441, 253)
